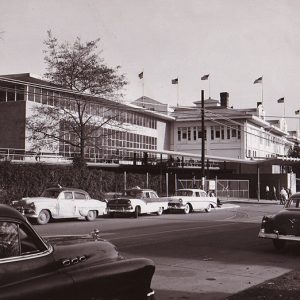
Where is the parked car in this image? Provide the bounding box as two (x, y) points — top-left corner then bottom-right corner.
(12, 187), (107, 225)
(0, 204), (155, 300)
(258, 192), (300, 250)
(107, 187), (168, 218)
(166, 189), (218, 214)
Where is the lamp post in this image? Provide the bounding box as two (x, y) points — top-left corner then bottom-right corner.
(201, 90), (205, 189)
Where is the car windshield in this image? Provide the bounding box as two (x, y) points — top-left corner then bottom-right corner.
(286, 196), (300, 209)
(176, 190), (193, 196)
(123, 190), (143, 198)
(41, 190), (60, 198)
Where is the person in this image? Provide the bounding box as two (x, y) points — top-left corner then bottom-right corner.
(280, 187), (288, 205)
(273, 186), (277, 201)
(35, 148), (41, 161)
(265, 185), (269, 200)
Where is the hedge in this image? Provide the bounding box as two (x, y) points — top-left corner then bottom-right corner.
(0, 161), (165, 204)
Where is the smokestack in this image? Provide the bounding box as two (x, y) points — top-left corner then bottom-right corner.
(220, 92), (229, 108)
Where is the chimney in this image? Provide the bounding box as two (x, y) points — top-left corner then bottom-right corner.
(220, 92), (229, 107)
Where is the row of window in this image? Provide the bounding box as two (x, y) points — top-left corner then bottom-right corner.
(0, 83), (157, 129)
(59, 128), (157, 159)
(177, 125), (241, 142)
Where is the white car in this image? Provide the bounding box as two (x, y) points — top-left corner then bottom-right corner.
(107, 187), (168, 218)
(166, 189), (218, 214)
(12, 187), (107, 225)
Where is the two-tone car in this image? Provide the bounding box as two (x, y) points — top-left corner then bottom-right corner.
(259, 192), (300, 250)
(12, 187), (107, 225)
(0, 204), (155, 300)
(107, 187), (168, 218)
(166, 189), (218, 214)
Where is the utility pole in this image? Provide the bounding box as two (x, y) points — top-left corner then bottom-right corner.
(201, 90), (205, 189)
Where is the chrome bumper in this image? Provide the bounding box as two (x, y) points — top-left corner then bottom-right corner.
(258, 229), (300, 242)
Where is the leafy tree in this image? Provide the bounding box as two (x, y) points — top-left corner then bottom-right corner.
(287, 144), (300, 158)
(27, 31), (128, 161)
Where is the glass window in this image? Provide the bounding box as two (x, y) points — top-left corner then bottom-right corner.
(177, 129), (181, 141)
(211, 128), (214, 140)
(227, 127), (231, 139)
(35, 88), (41, 103)
(0, 222), (19, 258)
(0, 89), (6, 102)
(74, 192), (87, 199)
(232, 128), (237, 138)
(16, 85), (25, 101)
(193, 127), (197, 140)
(42, 89), (48, 104)
(182, 128), (187, 139)
(19, 224), (45, 255)
(238, 126), (241, 139)
(63, 192), (73, 199)
(187, 128), (191, 141)
(221, 127), (225, 139)
(28, 86), (34, 102)
(215, 126), (220, 138)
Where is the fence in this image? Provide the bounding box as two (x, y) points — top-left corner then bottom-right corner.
(177, 178), (249, 199)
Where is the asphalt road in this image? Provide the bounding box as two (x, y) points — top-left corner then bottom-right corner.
(34, 203), (299, 300)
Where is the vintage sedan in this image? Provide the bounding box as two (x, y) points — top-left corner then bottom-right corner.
(259, 192), (300, 250)
(12, 187), (107, 225)
(166, 189), (218, 214)
(0, 204), (155, 300)
(107, 187), (168, 218)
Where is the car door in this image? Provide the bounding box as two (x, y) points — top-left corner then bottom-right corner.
(0, 220), (75, 300)
(193, 191), (203, 210)
(57, 192), (76, 218)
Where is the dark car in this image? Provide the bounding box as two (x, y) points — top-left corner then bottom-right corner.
(258, 192), (300, 250)
(0, 204), (155, 300)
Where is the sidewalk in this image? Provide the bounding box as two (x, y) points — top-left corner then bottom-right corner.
(220, 197), (282, 205)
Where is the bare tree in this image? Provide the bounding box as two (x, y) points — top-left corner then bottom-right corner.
(27, 31), (128, 162)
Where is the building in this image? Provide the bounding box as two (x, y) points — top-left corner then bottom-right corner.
(0, 73), (173, 162)
(134, 92), (293, 161)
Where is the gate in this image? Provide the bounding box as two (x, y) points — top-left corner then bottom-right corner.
(177, 179), (249, 199)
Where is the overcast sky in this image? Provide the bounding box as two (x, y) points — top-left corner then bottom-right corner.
(1, 0), (300, 130)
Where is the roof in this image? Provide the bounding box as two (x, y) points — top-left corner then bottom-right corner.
(0, 204), (27, 222)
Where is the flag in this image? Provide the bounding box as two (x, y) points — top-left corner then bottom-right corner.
(172, 78), (178, 84)
(201, 74), (209, 80)
(295, 110), (300, 115)
(277, 97), (284, 103)
(253, 76), (263, 84)
(138, 72), (143, 79)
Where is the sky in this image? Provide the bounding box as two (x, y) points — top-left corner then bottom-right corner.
(1, 0), (300, 130)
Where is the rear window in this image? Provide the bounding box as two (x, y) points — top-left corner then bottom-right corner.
(41, 189), (60, 198)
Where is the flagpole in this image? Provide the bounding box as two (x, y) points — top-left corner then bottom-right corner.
(209, 76), (211, 98)
(261, 79), (264, 105)
(177, 77), (179, 106)
(142, 69), (145, 105)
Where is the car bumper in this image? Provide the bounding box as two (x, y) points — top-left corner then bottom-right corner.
(168, 204), (185, 210)
(258, 229), (300, 242)
(107, 208), (134, 213)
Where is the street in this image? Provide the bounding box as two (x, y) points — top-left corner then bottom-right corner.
(34, 203), (299, 300)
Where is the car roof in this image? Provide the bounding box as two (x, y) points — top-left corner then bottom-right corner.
(46, 187), (88, 193)
(177, 189), (206, 192)
(0, 204), (27, 222)
(126, 188), (156, 192)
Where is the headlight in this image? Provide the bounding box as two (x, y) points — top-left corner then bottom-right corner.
(29, 202), (36, 209)
(179, 198), (183, 204)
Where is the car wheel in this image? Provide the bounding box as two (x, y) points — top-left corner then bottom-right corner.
(205, 204), (213, 213)
(156, 207), (163, 216)
(134, 206), (140, 218)
(37, 210), (51, 225)
(183, 204), (190, 214)
(273, 239), (286, 251)
(86, 210), (97, 221)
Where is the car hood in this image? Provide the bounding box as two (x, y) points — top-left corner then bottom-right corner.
(44, 234), (120, 267)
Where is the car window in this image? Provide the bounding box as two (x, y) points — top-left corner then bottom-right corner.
(177, 190), (193, 196)
(195, 192), (200, 197)
(144, 192), (150, 198)
(19, 224), (46, 255)
(287, 197), (300, 208)
(41, 189), (60, 198)
(63, 192), (73, 200)
(149, 192), (158, 198)
(74, 192), (87, 199)
(0, 222), (20, 258)
(200, 192), (207, 197)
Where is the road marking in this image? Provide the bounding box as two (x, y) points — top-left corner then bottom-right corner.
(108, 222), (236, 241)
